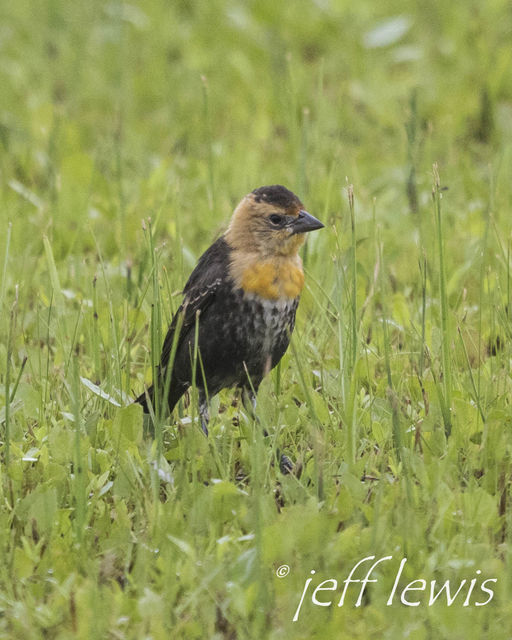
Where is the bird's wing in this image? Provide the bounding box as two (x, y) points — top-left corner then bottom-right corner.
(159, 236), (231, 368)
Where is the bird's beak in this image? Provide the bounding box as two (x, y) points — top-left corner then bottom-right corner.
(290, 210), (324, 235)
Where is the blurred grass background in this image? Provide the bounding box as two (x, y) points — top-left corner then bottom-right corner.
(1, 0), (512, 638)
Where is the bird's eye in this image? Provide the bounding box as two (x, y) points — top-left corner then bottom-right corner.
(268, 214), (284, 226)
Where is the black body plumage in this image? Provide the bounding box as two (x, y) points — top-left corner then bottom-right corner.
(136, 237), (298, 421)
(136, 185), (323, 437)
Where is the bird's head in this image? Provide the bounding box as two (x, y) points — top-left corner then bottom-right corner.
(225, 185), (323, 257)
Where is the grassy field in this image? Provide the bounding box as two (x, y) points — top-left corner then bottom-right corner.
(1, 0), (512, 637)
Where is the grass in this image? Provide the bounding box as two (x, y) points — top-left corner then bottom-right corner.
(1, 0), (512, 637)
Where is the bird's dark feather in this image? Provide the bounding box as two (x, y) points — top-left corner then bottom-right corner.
(159, 236), (231, 366)
(251, 185), (302, 209)
(137, 234), (299, 414)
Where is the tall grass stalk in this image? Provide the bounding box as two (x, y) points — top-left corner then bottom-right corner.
(9, 356), (27, 405)
(508, 236), (511, 381)
(43, 235), (68, 343)
(290, 339), (324, 499)
(247, 381), (270, 638)
(42, 294), (53, 429)
(1, 222), (11, 308)
(344, 184), (358, 468)
(299, 108), (310, 267)
(508, 238), (511, 325)
(298, 107), (309, 199)
(92, 232), (123, 396)
(91, 276), (101, 382)
(377, 233), (403, 459)
(4, 294), (17, 474)
(332, 204), (354, 467)
(187, 308), (202, 472)
(348, 184), (357, 373)
(72, 356), (86, 546)
(432, 163), (452, 437)
(378, 230), (415, 508)
(457, 326), (486, 423)
(477, 203), (491, 439)
(146, 215), (172, 530)
(145, 218), (162, 423)
(201, 76), (215, 211)
(419, 253), (427, 379)
(115, 112), (127, 261)
(405, 89), (419, 215)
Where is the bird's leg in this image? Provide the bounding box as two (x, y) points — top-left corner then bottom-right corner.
(241, 386), (294, 475)
(277, 450), (294, 475)
(241, 387), (259, 425)
(198, 390), (210, 436)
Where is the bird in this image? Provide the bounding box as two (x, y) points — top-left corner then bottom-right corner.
(136, 184), (323, 438)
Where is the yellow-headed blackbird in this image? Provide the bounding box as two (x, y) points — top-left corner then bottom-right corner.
(136, 185), (323, 435)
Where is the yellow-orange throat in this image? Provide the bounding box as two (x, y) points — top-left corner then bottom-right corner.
(240, 259), (304, 300)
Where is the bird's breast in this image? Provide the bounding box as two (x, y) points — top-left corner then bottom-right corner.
(239, 259), (304, 301)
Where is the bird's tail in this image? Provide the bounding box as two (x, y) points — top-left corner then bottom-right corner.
(135, 382), (187, 416)
(135, 385), (154, 414)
